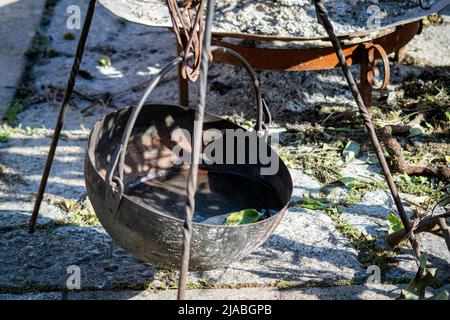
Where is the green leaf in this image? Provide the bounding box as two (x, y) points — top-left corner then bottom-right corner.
(299, 195), (329, 210)
(419, 253), (428, 270)
(343, 140), (360, 162)
(387, 212), (404, 234)
(340, 177), (367, 189)
(96, 55), (112, 67)
(405, 253), (437, 299)
(445, 110), (450, 122)
(366, 154), (379, 165)
(429, 290), (449, 300)
(397, 253), (448, 300)
(401, 172), (412, 185)
(225, 209), (264, 226)
(0, 134), (9, 143)
(396, 290), (420, 300)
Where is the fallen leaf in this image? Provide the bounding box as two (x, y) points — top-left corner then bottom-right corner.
(97, 55), (112, 68)
(225, 209), (264, 225)
(343, 140), (360, 162)
(340, 177), (367, 189)
(387, 212), (403, 235)
(299, 195), (329, 210)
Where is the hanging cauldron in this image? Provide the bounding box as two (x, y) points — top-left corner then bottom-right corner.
(84, 47), (293, 271)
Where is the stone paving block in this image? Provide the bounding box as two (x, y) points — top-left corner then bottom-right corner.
(0, 195), (66, 229)
(339, 190), (417, 238)
(0, 292), (63, 300)
(0, 133), (87, 199)
(0, 0), (46, 118)
(0, 226), (155, 290)
(289, 169), (323, 201)
(386, 233), (450, 283)
(197, 208), (365, 285)
(0, 209), (364, 291)
(66, 284), (401, 300)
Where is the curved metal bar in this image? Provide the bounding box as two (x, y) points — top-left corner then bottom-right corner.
(210, 46), (266, 130)
(366, 43), (390, 91)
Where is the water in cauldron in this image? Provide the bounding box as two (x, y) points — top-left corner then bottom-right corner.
(125, 168), (283, 225)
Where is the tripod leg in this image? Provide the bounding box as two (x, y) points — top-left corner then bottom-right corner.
(314, 0), (421, 258)
(28, 0), (97, 233)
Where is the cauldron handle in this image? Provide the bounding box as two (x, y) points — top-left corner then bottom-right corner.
(105, 46), (270, 218)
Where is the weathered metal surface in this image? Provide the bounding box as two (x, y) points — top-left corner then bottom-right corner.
(85, 105), (293, 271)
(211, 21), (421, 72)
(98, 0), (449, 40)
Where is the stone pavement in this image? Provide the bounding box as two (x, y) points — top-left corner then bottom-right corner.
(0, 284), (402, 300)
(0, 0), (448, 300)
(0, 0), (47, 119)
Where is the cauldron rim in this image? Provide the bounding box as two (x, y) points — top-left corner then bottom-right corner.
(86, 103), (293, 229)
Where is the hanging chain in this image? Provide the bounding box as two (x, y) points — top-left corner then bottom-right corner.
(166, 0), (207, 82)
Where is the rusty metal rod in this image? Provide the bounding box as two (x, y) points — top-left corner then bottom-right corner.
(313, 0), (421, 257)
(177, 0), (216, 300)
(28, 0), (97, 233)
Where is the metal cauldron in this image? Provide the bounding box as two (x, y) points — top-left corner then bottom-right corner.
(84, 47), (293, 271)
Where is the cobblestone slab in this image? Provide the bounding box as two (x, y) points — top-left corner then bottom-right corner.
(197, 208), (365, 285)
(0, 0), (46, 118)
(66, 284), (400, 300)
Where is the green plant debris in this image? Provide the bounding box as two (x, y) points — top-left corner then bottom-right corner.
(342, 140), (360, 162)
(0, 127), (11, 142)
(96, 55), (112, 68)
(445, 110), (450, 122)
(387, 212), (404, 235)
(56, 197), (99, 227)
(343, 188), (365, 206)
(222, 112), (255, 130)
(4, 102), (24, 125)
(63, 32), (75, 41)
(293, 194), (330, 210)
(279, 142), (343, 184)
(397, 254), (449, 300)
(276, 279), (297, 289)
(292, 194), (398, 272)
(340, 177), (368, 189)
(151, 269), (179, 290)
(394, 173), (446, 198)
(186, 279), (215, 290)
(225, 209), (264, 225)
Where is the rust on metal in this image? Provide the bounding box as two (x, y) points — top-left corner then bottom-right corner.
(211, 21), (421, 72)
(167, 0), (206, 82)
(360, 42), (390, 110)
